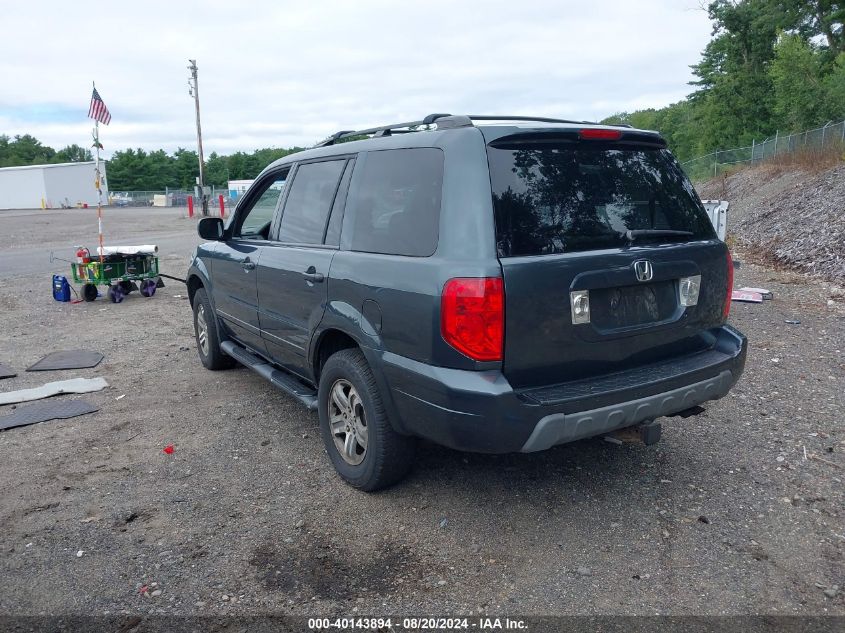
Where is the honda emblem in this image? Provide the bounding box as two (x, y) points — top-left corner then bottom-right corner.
(633, 260), (653, 282)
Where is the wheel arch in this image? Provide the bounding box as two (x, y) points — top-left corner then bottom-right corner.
(310, 326), (409, 436)
(186, 273), (205, 307)
(312, 328), (360, 383)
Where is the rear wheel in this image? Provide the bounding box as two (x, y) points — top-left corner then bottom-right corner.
(82, 283), (97, 302)
(318, 349), (416, 491)
(119, 280), (137, 294)
(192, 288), (234, 370)
(140, 279), (157, 297)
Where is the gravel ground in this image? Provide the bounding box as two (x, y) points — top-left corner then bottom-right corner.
(698, 162), (845, 282)
(0, 207), (843, 618)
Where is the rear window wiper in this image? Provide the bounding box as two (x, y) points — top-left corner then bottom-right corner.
(623, 229), (694, 242)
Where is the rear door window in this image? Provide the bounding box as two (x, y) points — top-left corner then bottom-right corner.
(488, 145), (715, 257)
(278, 159), (346, 245)
(347, 148), (444, 257)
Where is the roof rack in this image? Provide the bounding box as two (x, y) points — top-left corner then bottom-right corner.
(315, 114), (470, 147)
(468, 115), (586, 125)
(468, 115), (634, 129)
(316, 113), (635, 147)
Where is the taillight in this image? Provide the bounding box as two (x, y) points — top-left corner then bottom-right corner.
(723, 249), (734, 319)
(441, 277), (504, 362)
(579, 128), (622, 141)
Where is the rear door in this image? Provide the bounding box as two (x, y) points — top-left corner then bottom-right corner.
(486, 130), (729, 388)
(257, 157), (352, 379)
(213, 170), (288, 353)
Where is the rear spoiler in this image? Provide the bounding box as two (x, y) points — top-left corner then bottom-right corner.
(487, 129), (667, 150)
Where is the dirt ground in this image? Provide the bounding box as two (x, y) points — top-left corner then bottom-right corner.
(0, 207), (843, 618)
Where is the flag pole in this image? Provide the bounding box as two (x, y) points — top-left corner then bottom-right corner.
(92, 82), (104, 264)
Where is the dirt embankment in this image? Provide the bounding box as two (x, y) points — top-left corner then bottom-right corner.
(698, 162), (845, 283)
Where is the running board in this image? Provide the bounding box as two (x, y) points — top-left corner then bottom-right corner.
(220, 341), (318, 410)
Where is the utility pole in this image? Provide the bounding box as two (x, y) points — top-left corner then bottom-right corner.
(187, 59), (208, 216)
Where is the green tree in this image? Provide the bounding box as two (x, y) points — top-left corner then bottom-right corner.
(106, 148), (148, 190)
(205, 152), (229, 187)
(793, 1), (845, 57)
(769, 33), (826, 131)
(172, 148), (200, 189)
(55, 144), (93, 162)
(822, 52), (845, 118)
(689, 0), (796, 150)
(0, 134), (56, 165)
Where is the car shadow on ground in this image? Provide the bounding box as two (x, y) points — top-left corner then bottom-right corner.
(380, 429), (692, 519)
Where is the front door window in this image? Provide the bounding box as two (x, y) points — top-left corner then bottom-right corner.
(234, 175), (288, 239)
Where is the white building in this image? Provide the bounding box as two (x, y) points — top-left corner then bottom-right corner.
(228, 179), (254, 200)
(0, 161), (108, 210)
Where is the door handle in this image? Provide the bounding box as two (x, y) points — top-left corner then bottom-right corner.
(302, 266), (324, 283)
(242, 259), (256, 271)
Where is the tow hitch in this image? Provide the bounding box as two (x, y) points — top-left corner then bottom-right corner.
(604, 419), (662, 446)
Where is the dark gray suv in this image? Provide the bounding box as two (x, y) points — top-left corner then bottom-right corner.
(186, 114), (747, 491)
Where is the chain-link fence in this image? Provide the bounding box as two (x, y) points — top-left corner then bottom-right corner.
(110, 186), (235, 209)
(681, 119), (845, 182)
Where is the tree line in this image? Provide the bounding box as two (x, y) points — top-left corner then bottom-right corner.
(3, 1), (842, 185)
(0, 134), (93, 166)
(602, 0), (845, 161)
(0, 133), (304, 191)
(104, 146), (305, 191)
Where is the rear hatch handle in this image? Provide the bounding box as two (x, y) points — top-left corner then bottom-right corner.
(624, 229), (694, 241)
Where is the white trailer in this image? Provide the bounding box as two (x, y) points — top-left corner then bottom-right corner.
(0, 161), (108, 210)
(700, 199), (729, 241)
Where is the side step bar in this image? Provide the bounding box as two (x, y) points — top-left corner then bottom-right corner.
(220, 341), (318, 410)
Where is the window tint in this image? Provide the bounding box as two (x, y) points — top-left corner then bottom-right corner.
(236, 175), (287, 238)
(348, 148), (443, 256)
(325, 160), (354, 247)
(278, 160), (346, 244)
(488, 146), (715, 257)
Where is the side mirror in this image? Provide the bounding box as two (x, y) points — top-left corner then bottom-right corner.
(197, 217), (224, 241)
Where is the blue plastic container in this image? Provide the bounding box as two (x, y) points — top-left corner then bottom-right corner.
(52, 275), (71, 302)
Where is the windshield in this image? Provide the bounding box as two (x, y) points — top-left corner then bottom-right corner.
(488, 144), (715, 257)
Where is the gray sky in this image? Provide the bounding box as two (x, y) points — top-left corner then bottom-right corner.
(0, 0), (711, 157)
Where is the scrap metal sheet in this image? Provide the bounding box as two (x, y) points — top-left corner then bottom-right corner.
(0, 400), (98, 431)
(27, 350), (104, 372)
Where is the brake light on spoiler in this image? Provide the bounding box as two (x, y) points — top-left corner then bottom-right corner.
(579, 129), (623, 140)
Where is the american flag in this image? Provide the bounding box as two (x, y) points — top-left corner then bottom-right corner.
(88, 87), (111, 125)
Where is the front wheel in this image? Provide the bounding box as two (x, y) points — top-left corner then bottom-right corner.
(107, 285), (125, 303)
(318, 349), (416, 491)
(192, 288), (234, 370)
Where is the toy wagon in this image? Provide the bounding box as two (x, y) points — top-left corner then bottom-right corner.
(71, 246), (161, 303)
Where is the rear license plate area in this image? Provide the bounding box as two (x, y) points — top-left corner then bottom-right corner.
(590, 281), (676, 329)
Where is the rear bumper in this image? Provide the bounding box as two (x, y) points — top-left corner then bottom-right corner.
(377, 325), (747, 453)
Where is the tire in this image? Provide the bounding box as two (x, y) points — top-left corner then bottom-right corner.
(107, 285), (125, 303)
(318, 349), (416, 491)
(192, 288), (234, 370)
(82, 283), (98, 302)
(119, 280), (137, 294)
(140, 279), (157, 297)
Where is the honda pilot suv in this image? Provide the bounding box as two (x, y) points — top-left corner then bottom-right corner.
(187, 114), (747, 491)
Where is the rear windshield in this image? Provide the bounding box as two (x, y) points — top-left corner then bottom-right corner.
(488, 145), (715, 257)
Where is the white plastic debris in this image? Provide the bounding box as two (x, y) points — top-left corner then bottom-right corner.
(0, 377), (109, 405)
(97, 245), (158, 255)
